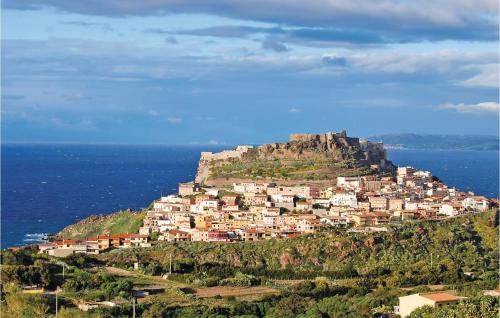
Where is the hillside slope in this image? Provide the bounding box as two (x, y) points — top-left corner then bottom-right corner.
(102, 210), (499, 288)
(58, 210), (146, 240)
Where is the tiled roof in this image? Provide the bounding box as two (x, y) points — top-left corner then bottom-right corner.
(420, 292), (464, 302)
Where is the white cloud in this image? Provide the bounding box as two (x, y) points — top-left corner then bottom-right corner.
(289, 107), (301, 113)
(166, 117), (182, 123)
(438, 102), (500, 115)
(457, 64), (499, 88)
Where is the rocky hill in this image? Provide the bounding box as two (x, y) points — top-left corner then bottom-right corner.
(195, 131), (395, 186)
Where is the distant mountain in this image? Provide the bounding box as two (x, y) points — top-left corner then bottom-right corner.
(368, 134), (499, 151)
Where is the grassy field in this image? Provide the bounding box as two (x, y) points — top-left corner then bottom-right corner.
(209, 158), (372, 181)
(59, 210), (147, 240)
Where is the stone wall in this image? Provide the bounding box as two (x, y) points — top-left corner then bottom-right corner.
(200, 145), (254, 161)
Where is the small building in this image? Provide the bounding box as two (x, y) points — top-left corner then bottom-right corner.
(178, 182), (200, 196)
(163, 230), (190, 242)
(397, 292), (465, 317)
(368, 196), (388, 210)
(242, 229), (266, 241)
(85, 237), (100, 254)
(295, 201), (311, 211)
(297, 218), (322, 233)
(350, 214), (376, 227)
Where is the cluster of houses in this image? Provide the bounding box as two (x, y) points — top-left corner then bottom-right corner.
(136, 166), (492, 243)
(38, 233), (151, 257)
(36, 165), (492, 256)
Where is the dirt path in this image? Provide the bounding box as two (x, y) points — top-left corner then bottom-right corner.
(193, 286), (279, 298)
(102, 266), (280, 299)
(104, 266), (136, 277)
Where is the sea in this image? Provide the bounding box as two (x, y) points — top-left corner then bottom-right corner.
(1, 144), (499, 248)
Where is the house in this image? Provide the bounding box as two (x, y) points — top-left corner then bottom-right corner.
(194, 215), (213, 229)
(368, 196), (388, 210)
(297, 218), (322, 233)
(195, 194), (214, 204)
(163, 230), (190, 242)
(243, 193), (268, 206)
(372, 211), (392, 224)
(320, 216), (349, 227)
(129, 234), (150, 247)
(109, 234), (132, 248)
(462, 196), (490, 212)
(38, 242), (56, 254)
(242, 229), (266, 241)
(388, 198), (403, 211)
(55, 239), (77, 249)
(439, 203), (463, 217)
(330, 192), (357, 208)
(295, 201), (311, 211)
(208, 230), (230, 242)
(221, 195), (239, 206)
(350, 214), (376, 227)
(397, 292), (465, 317)
(191, 228), (210, 241)
(178, 182), (200, 196)
(395, 210), (417, 221)
(267, 185), (314, 199)
(233, 182), (268, 194)
(85, 237), (100, 254)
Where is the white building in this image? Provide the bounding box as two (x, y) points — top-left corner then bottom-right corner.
(330, 192), (357, 208)
(397, 292), (465, 317)
(462, 196), (489, 212)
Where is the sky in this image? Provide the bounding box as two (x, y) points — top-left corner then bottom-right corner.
(1, 0), (499, 145)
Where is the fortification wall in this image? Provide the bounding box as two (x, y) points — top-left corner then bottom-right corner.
(200, 145), (254, 161)
(290, 131), (348, 143)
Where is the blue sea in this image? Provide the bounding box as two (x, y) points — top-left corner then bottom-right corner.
(1, 144), (499, 248)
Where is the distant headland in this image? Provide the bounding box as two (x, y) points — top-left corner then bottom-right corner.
(367, 133), (499, 151)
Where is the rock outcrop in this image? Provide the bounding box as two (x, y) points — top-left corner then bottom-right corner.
(195, 131), (394, 185)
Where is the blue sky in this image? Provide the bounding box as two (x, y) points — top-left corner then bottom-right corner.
(2, 1), (499, 145)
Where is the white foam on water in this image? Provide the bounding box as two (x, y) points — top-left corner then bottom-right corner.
(23, 233), (49, 243)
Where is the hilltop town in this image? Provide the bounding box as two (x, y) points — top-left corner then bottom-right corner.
(44, 131), (492, 254)
(3, 131), (498, 318)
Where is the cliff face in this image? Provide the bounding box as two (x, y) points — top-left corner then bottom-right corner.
(195, 131), (394, 185)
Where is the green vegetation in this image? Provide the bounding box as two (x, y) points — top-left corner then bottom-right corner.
(59, 210), (147, 240)
(103, 211), (498, 288)
(209, 158), (371, 181)
(1, 210), (498, 317)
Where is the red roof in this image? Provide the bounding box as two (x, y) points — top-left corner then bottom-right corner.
(56, 239), (76, 246)
(420, 292), (464, 302)
(285, 232), (303, 238)
(168, 230), (189, 236)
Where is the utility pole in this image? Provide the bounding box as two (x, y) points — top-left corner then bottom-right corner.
(169, 254), (172, 274)
(55, 287), (59, 317)
(430, 252), (433, 268)
(132, 297), (136, 318)
(62, 264), (65, 279)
